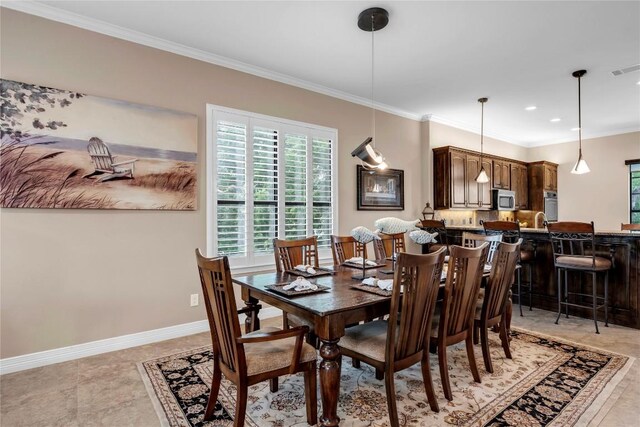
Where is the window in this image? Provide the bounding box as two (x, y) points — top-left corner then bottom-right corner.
(631, 163), (640, 224)
(207, 105), (337, 268)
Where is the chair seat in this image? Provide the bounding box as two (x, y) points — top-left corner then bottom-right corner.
(556, 255), (612, 271)
(244, 327), (317, 376)
(286, 313), (314, 329)
(338, 320), (390, 362)
(520, 249), (535, 263)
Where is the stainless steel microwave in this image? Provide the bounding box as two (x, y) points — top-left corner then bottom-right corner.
(492, 189), (516, 211)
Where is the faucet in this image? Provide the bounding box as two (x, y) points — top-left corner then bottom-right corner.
(534, 211), (547, 229)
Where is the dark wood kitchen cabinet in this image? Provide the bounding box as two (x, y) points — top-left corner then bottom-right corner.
(433, 147), (492, 209)
(528, 161), (558, 211)
(510, 162), (529, 209)
(492, 160), (511, 189)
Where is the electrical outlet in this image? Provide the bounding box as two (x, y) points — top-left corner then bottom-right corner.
(190, 294), (199, 307)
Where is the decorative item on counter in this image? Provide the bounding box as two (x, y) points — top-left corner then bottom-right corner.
(409, 230), (438, 245)
(570, 70), (591, 175)
(422, 202), (435, 220)
(374, 217), (419, 234)
(350, 226), (380, 279)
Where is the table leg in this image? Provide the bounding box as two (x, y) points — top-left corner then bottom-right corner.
(244, 296), (261, 333)
(319, 339), (341, 427)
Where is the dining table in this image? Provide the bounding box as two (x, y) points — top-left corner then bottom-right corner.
(233, 262), (511, 427)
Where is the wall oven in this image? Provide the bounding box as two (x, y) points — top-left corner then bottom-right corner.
(492, 189), (516, 211)
(544, 191), (558, 222)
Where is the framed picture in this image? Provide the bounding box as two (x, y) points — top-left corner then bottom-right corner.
(1, 78), (197, 210)
(356, 165), (404, 210)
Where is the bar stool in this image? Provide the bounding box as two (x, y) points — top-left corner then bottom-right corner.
(482, 220), (536, 317)
(545, 221), (612, 334)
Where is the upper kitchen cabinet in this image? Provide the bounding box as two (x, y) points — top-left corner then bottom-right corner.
(510, 162), (529, 209)
(528, 161), (558, 211)
(492, 159), (511, 189)
(433, 146), (492, 210)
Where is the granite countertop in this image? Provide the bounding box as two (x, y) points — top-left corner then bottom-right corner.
(443, 225), (639, 238)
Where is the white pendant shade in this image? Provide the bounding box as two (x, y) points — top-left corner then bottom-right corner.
(476, 167), (490, 183)
(571, 153), (591, 174)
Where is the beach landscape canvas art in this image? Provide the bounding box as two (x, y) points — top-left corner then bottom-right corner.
(0, 79), (197, 210)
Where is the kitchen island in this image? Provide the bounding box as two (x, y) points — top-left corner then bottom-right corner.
(434, 226), (640, 329)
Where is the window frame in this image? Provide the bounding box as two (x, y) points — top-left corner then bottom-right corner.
(630, 162), (640, 224)
(206, 104), (339, 273)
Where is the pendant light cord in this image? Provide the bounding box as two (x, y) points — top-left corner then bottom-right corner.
(578, 75), (582, 153)
(371, 15), (376, 148)
(480, 100), (484, 161)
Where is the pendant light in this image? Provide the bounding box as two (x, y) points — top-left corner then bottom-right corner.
(351, 7), (389, 170)
(571, 69), (590, 174)
(475, 97), (490, 183)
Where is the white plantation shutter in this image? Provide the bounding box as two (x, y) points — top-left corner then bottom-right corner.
(253, 127), (278, 253)
(216, 120), (247, 257)
(211, 106), (336, 267)
(312, 137), (332, 248)
(284, 133), (308, 240)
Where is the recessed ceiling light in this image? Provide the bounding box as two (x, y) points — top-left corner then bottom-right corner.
(525, 106), (537, 111)
(571, 127), (580, 131)
(550, 118), (561, 122)
(637, 81), (640, 85)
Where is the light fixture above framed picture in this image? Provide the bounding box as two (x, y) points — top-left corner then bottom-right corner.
(351, 7), (389, 171)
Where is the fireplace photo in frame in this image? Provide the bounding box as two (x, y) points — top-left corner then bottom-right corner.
(356, 165), (404, 211)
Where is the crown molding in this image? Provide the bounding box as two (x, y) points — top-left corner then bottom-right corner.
(3, 2), (637, 146)
(422, 114), (525, 146)
(1, 1), (422, 121)
(523, 126), (640, 148)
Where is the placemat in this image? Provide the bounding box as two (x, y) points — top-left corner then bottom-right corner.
(265, 283), (331, 297)
(285, 267), (334, 278)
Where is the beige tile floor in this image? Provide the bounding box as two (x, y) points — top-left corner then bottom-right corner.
(1, 309), (638, 426)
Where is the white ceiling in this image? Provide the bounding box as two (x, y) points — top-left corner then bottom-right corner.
(6, 1), (640, 146)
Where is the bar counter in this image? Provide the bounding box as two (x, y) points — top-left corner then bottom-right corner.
(434, 226), (640, 329)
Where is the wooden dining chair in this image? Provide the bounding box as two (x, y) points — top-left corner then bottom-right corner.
(195, 250), (318, 427)
(373, 232), (406, 261)
(430, 242), (489, 401)
(482, 220), (536, 316)
(339, 247), (447, 426)
(473, 240), (521, 373)
(273, 236), (320, 271)
(621, 223), (640, 232)
(330, 235), (368, 265)
(461, 232), (502, 265)
(274, 237), (320, 348)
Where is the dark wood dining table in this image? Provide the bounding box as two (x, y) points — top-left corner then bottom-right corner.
(233, 263), (510, 427)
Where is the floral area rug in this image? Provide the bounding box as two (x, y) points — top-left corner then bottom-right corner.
(138, 328), (632, 427)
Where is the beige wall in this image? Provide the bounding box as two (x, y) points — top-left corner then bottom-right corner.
(0, 9), (422, 358)
(527, 132), (640, 230)
(1, 8), (637, 360)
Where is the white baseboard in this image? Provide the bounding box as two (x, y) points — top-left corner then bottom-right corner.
(0, 307), (282, 375)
